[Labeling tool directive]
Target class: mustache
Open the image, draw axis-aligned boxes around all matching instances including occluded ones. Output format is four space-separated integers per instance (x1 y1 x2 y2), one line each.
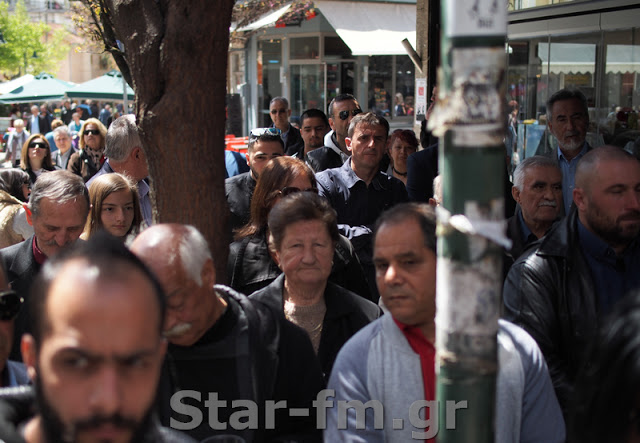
619 210 640 221
538 200 557 207
163 322 192 338
74 413 138 433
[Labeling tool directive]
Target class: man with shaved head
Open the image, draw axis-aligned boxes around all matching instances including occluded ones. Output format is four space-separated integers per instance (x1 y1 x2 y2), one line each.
130 224 323 442
504 145 640 417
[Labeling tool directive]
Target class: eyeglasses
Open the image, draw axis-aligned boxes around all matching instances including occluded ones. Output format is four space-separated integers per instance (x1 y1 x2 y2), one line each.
0 291 23 321
28 142 47 149
250 127 282 139
278 186 319 197
84 129 101 136
338 108 362 121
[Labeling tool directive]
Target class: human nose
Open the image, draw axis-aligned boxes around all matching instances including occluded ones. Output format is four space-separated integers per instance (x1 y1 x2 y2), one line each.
90 365 122 415
301 244 316 264
384 263 401 285
115 208 125 222
626 190 640 211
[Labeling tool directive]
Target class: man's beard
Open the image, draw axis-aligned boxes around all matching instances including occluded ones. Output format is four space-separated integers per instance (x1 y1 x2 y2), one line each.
35 373 155 443
585 206 640 250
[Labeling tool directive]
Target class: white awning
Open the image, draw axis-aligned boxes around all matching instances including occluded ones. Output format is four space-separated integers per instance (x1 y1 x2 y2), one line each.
232 3 292 32
315 1 416 56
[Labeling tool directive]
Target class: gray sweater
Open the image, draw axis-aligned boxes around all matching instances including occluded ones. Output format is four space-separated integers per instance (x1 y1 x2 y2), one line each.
325 315 565 442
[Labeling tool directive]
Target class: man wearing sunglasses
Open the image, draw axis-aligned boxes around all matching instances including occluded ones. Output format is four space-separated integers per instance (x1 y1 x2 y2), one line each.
306 94 362 173
0 170 89 362
225 128 284 234
269 97 302 155
0 266 28 388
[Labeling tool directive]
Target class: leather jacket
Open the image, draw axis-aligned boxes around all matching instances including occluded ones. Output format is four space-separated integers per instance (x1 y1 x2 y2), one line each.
503 208 597 413
225 172 256 234
305 146 346 173
228 231 373 301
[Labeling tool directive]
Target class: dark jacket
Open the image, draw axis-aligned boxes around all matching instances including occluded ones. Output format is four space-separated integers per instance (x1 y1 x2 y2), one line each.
51 146 78 170
276 123 302 155
250 274 381 379
503 208 597 414
228 231 373 301
406 143 438 202
0 237 40 362
0 386 196 443
305 146 346 173
67 149 103 183
157 285 324 442
225 172 256 234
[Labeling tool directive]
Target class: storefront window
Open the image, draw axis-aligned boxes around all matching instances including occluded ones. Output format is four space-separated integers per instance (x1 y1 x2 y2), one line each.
395 55 415 118
290 37 319 60
367 56 392 117
290 64 324 118
258 39 282 127
601 29 640 149
509 0 583 11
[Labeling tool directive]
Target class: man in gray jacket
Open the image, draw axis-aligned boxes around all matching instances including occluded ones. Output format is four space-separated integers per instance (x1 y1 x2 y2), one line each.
325 203 565 442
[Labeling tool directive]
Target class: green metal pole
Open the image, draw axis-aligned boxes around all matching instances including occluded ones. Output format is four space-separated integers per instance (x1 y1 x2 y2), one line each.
430 1 508 442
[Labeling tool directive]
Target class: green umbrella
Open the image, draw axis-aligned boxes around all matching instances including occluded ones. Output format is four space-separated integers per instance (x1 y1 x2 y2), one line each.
65 70 134 101
0 72 74 103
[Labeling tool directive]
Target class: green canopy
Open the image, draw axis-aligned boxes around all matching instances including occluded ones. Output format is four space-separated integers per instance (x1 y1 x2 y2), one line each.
65 70 134 101
0 72 74 103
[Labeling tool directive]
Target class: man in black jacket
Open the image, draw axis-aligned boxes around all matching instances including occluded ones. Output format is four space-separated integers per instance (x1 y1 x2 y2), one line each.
131 224 324 442
225 129 284 235
0 234 195 443
504 146 640 416
0 170 89 362
269 97 302 155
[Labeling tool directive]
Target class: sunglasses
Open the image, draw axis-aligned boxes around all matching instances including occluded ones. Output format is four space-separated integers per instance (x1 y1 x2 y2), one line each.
28 142 47 149
279 186 319 197
250 127 282 139
84 129 101 136
0 291 23 321
338 108 362 121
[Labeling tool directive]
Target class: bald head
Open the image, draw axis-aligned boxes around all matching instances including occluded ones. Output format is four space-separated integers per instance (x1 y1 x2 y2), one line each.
131 224 212 285
130 224 221 346
575 146 640 192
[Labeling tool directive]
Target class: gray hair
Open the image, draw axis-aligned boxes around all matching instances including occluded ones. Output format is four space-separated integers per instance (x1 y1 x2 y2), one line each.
29 170 89 219
53 125 71 138
13 119 24 128
105 114 141 162
178 225 212 286
270 97 289 108
347 112 389 139
513 156 560 191
546 89 588 122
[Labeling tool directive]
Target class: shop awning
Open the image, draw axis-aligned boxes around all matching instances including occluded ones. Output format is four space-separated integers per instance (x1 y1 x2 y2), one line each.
232 4 293 32
315 1 416 56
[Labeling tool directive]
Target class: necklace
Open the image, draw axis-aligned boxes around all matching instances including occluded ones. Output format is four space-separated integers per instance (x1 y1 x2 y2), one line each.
392 166 407 177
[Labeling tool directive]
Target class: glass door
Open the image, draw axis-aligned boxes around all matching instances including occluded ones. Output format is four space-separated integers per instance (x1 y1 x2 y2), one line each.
290 64 325 118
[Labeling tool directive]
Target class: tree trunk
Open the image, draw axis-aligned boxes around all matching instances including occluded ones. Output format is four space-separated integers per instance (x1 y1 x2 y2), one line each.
104 0 234 282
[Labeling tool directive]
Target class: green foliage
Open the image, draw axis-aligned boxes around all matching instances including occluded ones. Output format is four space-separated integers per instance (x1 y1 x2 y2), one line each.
0 0 70 78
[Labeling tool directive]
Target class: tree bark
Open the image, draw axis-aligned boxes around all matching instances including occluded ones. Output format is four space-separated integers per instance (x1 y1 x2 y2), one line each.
104 0 234 282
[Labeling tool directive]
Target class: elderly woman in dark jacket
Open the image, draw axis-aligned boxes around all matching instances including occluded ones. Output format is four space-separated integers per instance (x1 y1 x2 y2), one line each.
228 156 373 301
249 192 381 379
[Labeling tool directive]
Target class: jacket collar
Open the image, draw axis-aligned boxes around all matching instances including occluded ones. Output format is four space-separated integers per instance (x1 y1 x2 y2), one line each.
536 207 579 258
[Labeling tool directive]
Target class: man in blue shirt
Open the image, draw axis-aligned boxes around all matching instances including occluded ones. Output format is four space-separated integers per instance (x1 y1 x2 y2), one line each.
316 112 407 300
545 88 592 213
504 145 640 416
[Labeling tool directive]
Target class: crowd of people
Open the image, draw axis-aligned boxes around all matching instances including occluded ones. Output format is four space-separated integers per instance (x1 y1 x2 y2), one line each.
0 88 636 442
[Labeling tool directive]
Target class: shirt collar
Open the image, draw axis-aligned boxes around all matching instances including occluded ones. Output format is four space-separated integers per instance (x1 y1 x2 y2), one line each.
578 217 620 262
340 159 388 190
32 236 48 265
557 142 589 163
517 210 536 243
393 317 434 347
